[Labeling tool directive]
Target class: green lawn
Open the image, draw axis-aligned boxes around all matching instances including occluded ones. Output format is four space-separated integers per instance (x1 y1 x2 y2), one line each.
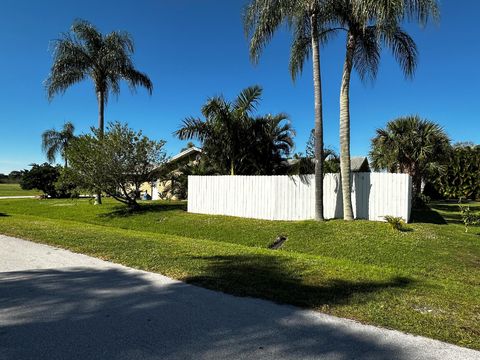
0 198 478 349
0 183 40 197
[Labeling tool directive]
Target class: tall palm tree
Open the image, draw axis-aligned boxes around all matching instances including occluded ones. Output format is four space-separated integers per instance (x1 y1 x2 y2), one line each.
41 121 76 168
46 19 153 203
244 0 337 220
327 0 439 220
370 115 450 199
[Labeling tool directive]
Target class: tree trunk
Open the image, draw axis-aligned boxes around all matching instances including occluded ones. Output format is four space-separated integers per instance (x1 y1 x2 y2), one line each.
97 90 105 137
311 14 324 221
95 90 105 205
230 161 235 176
339 33 355 220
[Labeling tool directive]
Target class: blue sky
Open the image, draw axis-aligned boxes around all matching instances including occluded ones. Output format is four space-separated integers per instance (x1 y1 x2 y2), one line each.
0 0 478 174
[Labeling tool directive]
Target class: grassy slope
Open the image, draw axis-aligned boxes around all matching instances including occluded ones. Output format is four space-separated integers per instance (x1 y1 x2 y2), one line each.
0 183 40 196
0 199 479 349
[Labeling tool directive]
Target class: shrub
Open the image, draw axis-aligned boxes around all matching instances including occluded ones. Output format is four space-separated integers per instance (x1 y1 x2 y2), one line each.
435 144 480 200
384 216 406 231
20 163 60 197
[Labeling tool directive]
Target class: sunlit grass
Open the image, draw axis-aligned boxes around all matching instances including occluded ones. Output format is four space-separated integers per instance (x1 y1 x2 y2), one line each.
0 198 478 349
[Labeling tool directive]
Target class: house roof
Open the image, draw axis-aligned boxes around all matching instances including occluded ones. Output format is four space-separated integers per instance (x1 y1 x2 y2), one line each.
350 156 370 172
287 156 370 172
169 146 202 163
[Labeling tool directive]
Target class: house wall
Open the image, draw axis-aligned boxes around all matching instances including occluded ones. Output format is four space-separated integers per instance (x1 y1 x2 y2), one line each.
187 173 412 222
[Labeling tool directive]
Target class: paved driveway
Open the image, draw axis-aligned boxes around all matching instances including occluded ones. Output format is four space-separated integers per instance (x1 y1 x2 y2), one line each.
0 234 478 360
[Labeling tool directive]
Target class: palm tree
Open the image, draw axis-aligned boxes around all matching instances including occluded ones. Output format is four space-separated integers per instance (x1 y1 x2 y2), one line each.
175 86 262 176
175 86 294 176
327 0 439 220
46 19 153 203
370 115 450 199
244 0 337 220
41 122 76 168
250 114 295 175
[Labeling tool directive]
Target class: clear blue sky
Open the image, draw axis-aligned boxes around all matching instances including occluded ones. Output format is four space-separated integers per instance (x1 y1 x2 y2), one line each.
0 0 478 174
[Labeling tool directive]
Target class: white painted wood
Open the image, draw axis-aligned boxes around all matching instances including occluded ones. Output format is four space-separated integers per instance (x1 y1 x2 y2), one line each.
188 173 412 222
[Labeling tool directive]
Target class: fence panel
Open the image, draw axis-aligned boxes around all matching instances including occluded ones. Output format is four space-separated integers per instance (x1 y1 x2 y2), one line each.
187 173 411 222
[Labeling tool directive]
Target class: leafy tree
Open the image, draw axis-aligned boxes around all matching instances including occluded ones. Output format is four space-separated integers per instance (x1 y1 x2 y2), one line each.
66 122 166 209
244 0 335 220
20 163 60 197
42 122 76 167
369 115 450 200
45 20 153 204
175 86 294 176
434 143 480 200
322 0 439 220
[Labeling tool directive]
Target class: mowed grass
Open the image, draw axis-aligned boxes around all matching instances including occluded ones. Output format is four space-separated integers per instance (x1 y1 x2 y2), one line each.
0 198 479 349
0 183 40 196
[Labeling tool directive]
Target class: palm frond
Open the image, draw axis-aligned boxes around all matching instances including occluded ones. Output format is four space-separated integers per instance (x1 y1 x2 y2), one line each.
244 0 292 63
174 117 208 141
353 26 380 82
380 25 418 79
233 85 262 115
289 17 311 81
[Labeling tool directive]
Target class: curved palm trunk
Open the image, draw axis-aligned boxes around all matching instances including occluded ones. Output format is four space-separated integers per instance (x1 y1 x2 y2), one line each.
95 90 105 205
311 14 324 221
339 34 355 220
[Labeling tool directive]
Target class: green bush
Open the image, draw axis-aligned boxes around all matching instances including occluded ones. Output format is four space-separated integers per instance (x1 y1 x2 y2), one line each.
435 144 480 200
20 163 60 197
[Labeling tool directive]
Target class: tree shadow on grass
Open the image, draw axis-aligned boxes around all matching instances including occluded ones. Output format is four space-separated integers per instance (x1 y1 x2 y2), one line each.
100 202 187 218
0 266 417 360
411 208 447 225
184 254 414 309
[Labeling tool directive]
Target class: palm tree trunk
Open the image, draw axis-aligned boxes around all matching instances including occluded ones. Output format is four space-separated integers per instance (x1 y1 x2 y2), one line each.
339 33 355 221
311 14 324 221
97 91 105 137
95 90 105 205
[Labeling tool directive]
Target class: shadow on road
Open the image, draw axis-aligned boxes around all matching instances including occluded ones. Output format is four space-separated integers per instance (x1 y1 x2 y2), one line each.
0 267 411 360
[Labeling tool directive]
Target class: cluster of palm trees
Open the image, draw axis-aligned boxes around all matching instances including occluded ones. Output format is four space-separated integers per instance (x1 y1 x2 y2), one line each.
44 0 441 219
175 85 294 176
244 0 439 220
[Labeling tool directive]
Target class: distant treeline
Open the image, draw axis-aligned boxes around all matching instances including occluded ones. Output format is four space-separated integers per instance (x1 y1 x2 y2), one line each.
0 171 25 184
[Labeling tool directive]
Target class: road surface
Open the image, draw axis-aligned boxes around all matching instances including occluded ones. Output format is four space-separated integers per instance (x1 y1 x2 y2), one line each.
0 234 478 360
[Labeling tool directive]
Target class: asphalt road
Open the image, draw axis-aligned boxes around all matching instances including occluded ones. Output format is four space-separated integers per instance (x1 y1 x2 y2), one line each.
0 234 478 360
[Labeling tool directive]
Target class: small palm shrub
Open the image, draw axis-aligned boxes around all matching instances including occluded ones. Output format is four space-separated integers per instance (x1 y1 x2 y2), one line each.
459 206 480 233
384 216 406 231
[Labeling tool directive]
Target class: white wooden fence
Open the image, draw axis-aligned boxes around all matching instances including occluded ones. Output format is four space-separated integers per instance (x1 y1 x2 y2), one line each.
187 173 412 222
